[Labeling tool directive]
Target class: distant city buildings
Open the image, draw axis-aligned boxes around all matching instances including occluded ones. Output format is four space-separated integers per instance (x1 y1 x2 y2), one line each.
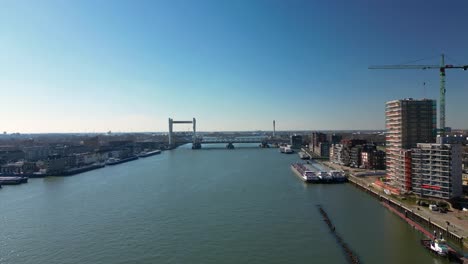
290 135 303 149
329 139 381 169
0 133 166 176
22 146 50 161
327 134 342 144
0 149 25 164
361 149 386 170
309 132 329 157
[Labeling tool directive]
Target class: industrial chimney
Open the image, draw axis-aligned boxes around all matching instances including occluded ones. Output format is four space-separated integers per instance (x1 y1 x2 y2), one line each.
273 120 276 137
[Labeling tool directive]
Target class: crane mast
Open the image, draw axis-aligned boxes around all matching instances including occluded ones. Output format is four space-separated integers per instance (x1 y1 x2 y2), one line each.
439 54 446 136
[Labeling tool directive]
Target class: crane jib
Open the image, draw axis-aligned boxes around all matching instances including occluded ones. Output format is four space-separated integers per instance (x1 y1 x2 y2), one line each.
368 54 467 139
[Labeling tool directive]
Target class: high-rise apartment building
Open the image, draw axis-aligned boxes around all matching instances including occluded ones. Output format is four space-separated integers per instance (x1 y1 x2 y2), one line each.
411 143 463 199
385 98 436 192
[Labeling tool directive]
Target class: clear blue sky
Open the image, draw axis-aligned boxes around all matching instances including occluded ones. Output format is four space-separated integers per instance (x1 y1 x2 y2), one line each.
1 0 467 133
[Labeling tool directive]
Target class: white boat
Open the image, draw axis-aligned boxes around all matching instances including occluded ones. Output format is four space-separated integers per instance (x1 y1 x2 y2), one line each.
430 238 449 256
106 158 120 165
279 145 294 154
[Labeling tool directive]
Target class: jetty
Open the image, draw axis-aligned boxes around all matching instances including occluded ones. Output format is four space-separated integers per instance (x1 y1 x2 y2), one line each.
317 205 360 264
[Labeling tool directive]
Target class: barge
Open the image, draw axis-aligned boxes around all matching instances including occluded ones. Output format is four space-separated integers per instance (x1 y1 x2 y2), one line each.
106 156 139 165
138 150 162 158
279 145 293 154
290 163 347 183
0 176 28 185
62 164 105 176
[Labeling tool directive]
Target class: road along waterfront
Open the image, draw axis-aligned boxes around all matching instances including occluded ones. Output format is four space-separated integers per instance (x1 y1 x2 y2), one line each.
0 144 446 264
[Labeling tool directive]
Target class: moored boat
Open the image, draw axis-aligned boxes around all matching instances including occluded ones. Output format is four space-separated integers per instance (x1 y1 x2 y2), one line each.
0 176 28 185
280 145 294 154
421 231 449 257
138 150 162 157
329 170 347 182
290 163 347 184
106 156 139 165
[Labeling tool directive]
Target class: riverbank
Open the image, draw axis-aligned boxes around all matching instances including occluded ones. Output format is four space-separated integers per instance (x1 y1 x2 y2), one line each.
320 160 468 249
0 150 163 187
345 173 467 252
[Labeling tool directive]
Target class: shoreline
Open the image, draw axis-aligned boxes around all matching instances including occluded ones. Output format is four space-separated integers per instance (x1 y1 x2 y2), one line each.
317 159 467 250
298 159 468 252
343 171 467 253
0 150 163 181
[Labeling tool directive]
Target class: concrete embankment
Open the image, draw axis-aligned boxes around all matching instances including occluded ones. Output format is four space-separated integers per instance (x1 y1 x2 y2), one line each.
347 175 467 251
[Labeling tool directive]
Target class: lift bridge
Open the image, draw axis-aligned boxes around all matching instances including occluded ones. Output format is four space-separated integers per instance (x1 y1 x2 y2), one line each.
168 117 285 149
192 136 273 149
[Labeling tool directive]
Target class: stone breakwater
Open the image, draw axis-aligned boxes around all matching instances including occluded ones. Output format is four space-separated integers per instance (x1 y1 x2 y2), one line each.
317 205 360 264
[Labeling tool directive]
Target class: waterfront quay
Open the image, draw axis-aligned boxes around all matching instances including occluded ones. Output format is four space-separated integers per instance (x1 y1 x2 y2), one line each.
324 159 468 243
345 174 468 263
347 174 466 244
339 171 467 254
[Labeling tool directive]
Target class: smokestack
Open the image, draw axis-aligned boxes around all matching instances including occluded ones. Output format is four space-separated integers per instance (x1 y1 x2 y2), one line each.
273 120 276 137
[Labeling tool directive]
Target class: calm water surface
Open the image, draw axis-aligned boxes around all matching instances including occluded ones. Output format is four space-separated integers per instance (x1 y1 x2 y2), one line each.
0 145 446 264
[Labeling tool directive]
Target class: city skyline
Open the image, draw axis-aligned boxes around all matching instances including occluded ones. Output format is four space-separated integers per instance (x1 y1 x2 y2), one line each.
1 0 468 133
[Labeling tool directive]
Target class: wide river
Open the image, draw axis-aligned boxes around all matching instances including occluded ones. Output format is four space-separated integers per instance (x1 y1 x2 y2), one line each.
0 145 448 264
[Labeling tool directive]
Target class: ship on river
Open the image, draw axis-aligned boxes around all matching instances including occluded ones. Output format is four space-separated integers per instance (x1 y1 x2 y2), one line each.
106 156 139 165
291 163 347 183
138 150 162 158
279 145 293 154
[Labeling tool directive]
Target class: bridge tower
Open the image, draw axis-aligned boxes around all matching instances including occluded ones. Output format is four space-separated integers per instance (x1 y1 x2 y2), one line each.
168 118 197 147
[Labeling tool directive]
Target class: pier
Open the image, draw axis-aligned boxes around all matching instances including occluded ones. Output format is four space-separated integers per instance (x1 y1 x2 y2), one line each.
317 205 360 264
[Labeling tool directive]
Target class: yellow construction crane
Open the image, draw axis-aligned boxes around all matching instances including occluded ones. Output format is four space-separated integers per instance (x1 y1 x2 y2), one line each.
369 54 467 137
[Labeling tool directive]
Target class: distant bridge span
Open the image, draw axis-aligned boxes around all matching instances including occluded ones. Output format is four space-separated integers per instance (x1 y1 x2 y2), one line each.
199 137 268 144
192 136 287 149
167 117 288 149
